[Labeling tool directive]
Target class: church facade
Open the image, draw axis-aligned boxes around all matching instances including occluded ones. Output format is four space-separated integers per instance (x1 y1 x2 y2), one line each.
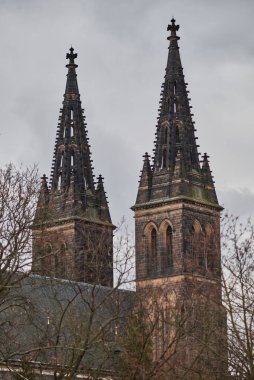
0 19 229 380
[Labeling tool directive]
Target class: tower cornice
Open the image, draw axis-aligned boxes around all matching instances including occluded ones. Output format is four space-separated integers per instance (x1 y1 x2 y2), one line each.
132 196 223 212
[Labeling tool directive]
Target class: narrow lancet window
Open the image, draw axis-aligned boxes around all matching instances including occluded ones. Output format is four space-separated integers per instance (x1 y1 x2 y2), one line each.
164 127 168 144
166 225 173 267
198 232 205 268
151 228 157 258
70 109 74 137
57 174 62 190
175 126 180 143
161 149 167 169
206 227 215 272
173 81 177 95
60 153 64 168
174 99 177 113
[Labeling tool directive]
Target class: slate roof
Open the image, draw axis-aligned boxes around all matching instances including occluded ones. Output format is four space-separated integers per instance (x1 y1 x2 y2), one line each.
0 273 135 378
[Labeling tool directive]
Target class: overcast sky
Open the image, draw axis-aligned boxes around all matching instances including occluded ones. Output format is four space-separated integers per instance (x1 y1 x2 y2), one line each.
0 0 253 230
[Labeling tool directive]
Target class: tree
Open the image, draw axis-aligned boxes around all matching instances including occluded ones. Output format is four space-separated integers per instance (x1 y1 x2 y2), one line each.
222 214 254 379
0 163 39 310
0 214 136 380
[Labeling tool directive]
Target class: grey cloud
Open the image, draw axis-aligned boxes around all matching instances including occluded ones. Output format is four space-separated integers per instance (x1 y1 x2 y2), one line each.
0 0 253 229
218 188 254 217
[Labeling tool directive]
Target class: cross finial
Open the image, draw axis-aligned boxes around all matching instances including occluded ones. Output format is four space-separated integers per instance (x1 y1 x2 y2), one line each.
41 174 48 182
167 18 180 41
66 46 78 66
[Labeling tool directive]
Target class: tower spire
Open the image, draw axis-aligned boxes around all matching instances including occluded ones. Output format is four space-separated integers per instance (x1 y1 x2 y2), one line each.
134 19 219 207
48 47 97 217
132 21 226 377
32 48 114 286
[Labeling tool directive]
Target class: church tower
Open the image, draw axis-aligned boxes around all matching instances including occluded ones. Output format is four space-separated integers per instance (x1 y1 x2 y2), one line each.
32 48 114 287
132 20 228 378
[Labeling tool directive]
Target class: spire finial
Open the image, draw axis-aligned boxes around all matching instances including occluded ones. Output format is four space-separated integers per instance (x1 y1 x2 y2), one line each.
167 18 180 41
66 46 78 67
41 174 48 184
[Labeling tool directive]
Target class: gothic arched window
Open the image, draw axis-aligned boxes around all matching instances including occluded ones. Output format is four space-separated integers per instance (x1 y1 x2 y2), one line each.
151 228 157 259
173 82 177 113
161 149 167 169
70 109 74 137
71 151 74 167
57 173 62 191
55 243 67 278
60 153 64 168
41 243 52 275
190 222 202 270
173 81 177 95
198 232 205 268
175 126 180 143
205 225 215 272
166 225 173 267
164 126 168 144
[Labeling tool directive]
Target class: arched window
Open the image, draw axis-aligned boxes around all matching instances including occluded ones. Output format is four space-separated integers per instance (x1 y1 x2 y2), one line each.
205 225 215 272
70 109 74 137
71 152 74 167
60 153 64 168
174 99 177 113
41 244 52 275
173 81 177 95
167 98 170 112
166 225 173 267
57 173 62 190
70 125 74 137
198 232 205 268
161 149 167 169
164 127 168 144
55 243 67 278
190 221 203 271
151 228 157 258
191 225 196 258
175 126 180 143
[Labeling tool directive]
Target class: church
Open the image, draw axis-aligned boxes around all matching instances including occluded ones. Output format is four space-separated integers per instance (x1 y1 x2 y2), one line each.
0 19 229 380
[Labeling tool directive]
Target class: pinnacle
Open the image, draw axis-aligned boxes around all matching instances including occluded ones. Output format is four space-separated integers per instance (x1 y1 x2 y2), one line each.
167 18 180 41
64 47 79 96
40 174 49 191
66 46 78 68
41 174 48 182
97 175 104 187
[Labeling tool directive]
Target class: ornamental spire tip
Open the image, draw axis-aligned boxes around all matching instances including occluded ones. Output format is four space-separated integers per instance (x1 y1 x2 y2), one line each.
66 46 78 67
167 18 180 41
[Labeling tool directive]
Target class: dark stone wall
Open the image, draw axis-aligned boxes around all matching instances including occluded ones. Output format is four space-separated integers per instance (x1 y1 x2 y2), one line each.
135 201 221 283
134 199 227 378
32 220 113 287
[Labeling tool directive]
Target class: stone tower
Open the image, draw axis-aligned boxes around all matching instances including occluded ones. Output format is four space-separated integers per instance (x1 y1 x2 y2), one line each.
132 20 228 378
32 48 114 287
